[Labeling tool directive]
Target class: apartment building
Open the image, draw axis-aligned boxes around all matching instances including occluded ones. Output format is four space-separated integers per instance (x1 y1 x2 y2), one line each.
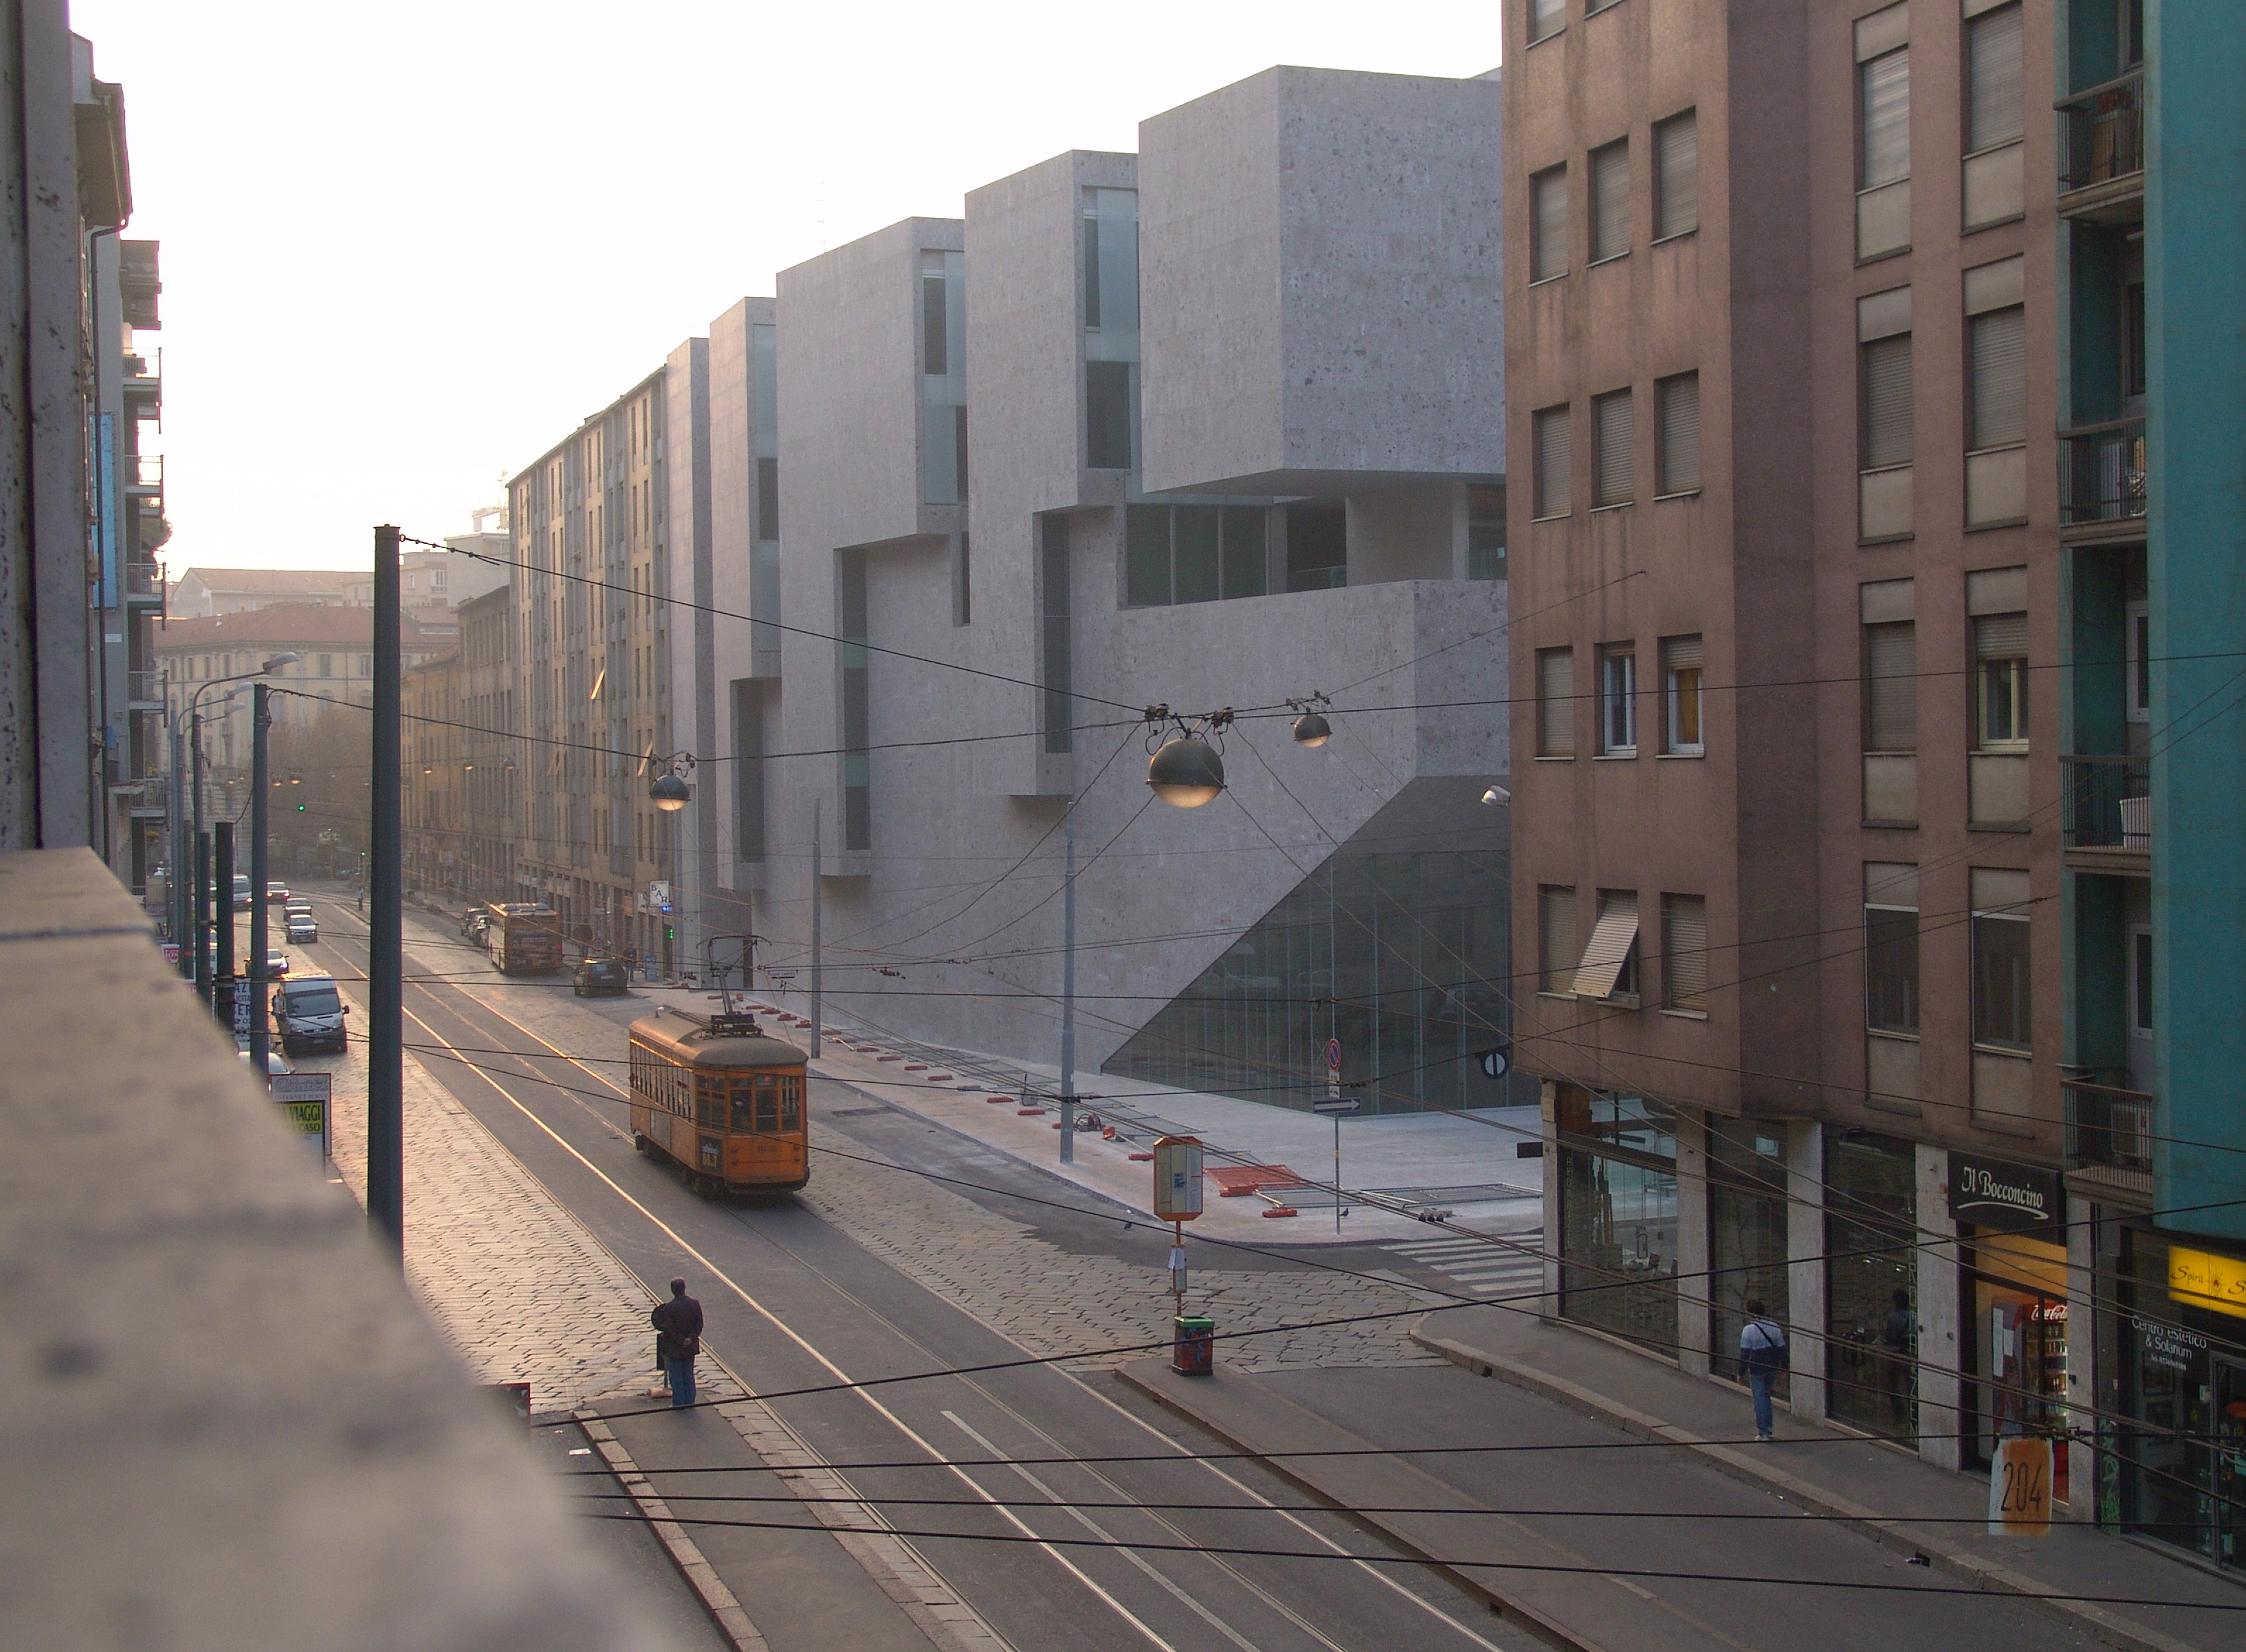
2052 0 2246 1569
1507 0 2072 1490
506 372 676 964
170 567 359 617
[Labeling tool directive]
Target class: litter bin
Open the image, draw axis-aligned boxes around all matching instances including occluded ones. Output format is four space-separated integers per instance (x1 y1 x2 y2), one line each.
1172 1314 1214 1375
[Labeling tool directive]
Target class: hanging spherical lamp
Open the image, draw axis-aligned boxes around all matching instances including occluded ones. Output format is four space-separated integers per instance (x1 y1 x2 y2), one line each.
1291 710 1333 748
1146 736 1225 808
650 771 691 813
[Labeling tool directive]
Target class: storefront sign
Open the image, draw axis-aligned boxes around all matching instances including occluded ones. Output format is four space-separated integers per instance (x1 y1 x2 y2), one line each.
1986 1435 2053 1536
270 1072 332 1161
1948 1152 2061 1233
2168 1245 2246 1321
2134 1316 2206 1373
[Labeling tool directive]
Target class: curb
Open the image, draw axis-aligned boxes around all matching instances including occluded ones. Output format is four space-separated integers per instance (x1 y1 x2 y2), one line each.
1408 1319 2212 1652
1113 1361 1613 1652
573 1410 770 1652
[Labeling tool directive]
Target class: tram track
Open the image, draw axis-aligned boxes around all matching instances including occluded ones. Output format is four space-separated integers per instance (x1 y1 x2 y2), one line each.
303 895 1524 1652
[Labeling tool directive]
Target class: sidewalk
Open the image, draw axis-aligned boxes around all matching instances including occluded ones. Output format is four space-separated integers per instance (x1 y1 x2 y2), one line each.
1410 1302 2242 1652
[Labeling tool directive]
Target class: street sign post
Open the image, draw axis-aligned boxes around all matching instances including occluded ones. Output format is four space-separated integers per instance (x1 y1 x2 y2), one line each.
1152 1135 1208 1372
1312 1095 1361 1232
271 1071 332 1162
1324 1037 1342 1100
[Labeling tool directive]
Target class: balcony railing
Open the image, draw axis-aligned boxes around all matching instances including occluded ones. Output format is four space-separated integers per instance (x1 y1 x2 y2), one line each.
2059 418 2146 528
2063 1071 2154 1194
2061 753 2150 853
2058 69 2144 194
126 668 165 706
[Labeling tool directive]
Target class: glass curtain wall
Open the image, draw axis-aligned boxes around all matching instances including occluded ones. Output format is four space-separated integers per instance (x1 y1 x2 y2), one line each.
1103 826 1507 1114
1708 1119 1791 1390
1826 1129 1919 1437
1558 1087 1680 1352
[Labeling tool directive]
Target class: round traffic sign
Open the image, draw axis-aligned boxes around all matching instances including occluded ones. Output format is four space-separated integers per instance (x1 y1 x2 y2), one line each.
1477 1045 1510 1080
1325 1038 1342 1073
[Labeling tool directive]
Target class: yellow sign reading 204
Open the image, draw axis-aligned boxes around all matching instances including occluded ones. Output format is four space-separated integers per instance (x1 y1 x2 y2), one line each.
2168 1246 2246 1320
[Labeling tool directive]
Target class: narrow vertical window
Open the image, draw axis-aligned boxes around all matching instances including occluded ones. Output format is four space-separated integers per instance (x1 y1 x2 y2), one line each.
1530 166 1570 282
2125 600 2149 722
1662 894 1708 1012
1125 505 1170 609
756 457 779 542
1539 885 1579 994
1970 868 2033 1050
1656 372 1700 495
1593 389 1634 507
1974 611 2029 750
1969 304 2027 451
1864 621 1917 752
1662 634 1704 755
920 250 967 505
1172 506 1221 604
1861 332 1914 469
1599 645 1638 755
1653 110 1698 238
1860 47 1911 188
1220 506 1268 600
952 530 971 626
1590 140 1630 262
731 679 765 862
1040 516 1072 753
839 551 870 850
1466 485 1506 580
1864 863 1919 1035
1536 647 1577 757
1081 186 1141 472
1534 404 1572 517
1965 3 2025 154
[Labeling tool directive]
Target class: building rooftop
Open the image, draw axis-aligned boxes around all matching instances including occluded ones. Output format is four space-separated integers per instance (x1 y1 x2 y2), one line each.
152 605 446 651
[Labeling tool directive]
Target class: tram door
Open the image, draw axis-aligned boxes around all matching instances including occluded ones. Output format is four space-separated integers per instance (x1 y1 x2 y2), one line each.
2214 1356 2246 1574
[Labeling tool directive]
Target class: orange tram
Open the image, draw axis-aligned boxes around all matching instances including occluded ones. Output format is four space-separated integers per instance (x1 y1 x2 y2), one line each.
628 1010 809 1194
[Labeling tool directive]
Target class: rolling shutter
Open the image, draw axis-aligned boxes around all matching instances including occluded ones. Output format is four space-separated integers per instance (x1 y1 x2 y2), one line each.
1663 896 1708 1011
1572 892 1640 1001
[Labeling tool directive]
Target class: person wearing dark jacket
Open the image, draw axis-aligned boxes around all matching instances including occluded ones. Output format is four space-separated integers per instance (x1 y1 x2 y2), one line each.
651 1277 704 1408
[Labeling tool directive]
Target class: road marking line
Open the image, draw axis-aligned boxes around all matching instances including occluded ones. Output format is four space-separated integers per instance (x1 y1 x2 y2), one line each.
395 999 1176 1652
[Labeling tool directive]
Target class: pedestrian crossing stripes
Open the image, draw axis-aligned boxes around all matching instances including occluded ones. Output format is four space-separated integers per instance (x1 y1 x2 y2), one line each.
1383 1229 1548 1301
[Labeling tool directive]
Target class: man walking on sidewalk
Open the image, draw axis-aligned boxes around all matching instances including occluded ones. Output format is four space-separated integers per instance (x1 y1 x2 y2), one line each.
652 1277 704 1409
1739 1299 1787 1441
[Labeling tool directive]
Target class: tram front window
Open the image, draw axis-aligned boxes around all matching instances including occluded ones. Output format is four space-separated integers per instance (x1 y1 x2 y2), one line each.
730 1076 782 1133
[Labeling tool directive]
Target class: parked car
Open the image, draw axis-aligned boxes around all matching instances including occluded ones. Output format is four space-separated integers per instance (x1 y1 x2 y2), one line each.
573 955 630 997
285 913 318 944
272 974 348 1055
239 1046 293 1075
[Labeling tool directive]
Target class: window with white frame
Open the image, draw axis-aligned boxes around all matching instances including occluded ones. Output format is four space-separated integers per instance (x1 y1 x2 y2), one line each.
1599 645 1637 755
1974 610 2029 751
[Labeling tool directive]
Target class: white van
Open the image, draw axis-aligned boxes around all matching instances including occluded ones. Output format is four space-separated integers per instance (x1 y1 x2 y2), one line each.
272 974 348 1056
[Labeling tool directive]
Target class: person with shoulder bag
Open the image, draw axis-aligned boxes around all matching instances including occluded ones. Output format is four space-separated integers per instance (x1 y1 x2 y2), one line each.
1739 1297 1788 1441
651 1277 705 1409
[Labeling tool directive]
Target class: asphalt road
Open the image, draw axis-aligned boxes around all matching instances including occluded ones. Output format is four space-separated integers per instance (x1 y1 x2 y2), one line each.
298 889 1535 1652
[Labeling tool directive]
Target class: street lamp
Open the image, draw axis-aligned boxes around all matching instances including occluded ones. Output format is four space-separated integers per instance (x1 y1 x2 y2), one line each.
1144 710 1232 809
649 751 696 812
1481 785 1510 807
171 652 298 987
1288 693 1334 749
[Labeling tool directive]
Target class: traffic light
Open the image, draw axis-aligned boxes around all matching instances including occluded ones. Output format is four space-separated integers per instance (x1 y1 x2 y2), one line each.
665 925 675 943
296 801 306 812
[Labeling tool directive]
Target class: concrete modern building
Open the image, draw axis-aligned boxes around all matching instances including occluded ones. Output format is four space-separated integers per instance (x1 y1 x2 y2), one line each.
1507 0 2073 1492
731 64 1514 1116
2053 0 2246 1569
506 372 677 964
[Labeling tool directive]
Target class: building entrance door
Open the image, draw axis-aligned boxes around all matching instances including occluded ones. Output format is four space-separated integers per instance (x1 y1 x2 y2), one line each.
2212 1356 2246 1573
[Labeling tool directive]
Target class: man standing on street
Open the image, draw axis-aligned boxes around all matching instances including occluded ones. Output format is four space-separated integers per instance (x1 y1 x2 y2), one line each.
652 1277 703 1409
1739 1298 1787 1442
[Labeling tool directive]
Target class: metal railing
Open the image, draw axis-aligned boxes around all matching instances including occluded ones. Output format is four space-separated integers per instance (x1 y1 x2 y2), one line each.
2059 418 2147 528
130 451 164 490
2058 68 2144 194
2061 753 2150 852
2063 1071 2154 1191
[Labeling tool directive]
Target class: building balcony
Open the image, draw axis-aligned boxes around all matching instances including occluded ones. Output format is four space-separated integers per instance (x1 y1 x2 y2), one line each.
2058 418 2146 542
121 556 164 605
2063 1069 2153 1199
124 451 163 497
2061 753 2150 873
126 668 165 710
2056 69 2144 223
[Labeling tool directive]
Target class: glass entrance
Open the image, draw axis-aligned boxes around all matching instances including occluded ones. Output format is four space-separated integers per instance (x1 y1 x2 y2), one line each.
1965 1229 2072 1502
2213 1356 2246 1573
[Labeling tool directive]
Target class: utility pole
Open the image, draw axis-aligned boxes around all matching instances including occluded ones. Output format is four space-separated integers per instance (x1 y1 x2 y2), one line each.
1060 802 1076 1163
191 717 207 998
810 796 822 1058
368 525 403 1258
248 682 272 1074
213 821 235 1019
193 830 210 1003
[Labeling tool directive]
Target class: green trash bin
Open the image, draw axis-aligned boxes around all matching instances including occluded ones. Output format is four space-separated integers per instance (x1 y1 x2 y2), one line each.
1172 1314 1214 1375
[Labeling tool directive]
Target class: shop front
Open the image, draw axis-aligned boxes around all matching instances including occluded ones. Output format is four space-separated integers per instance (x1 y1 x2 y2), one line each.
1708 1118 1790 1394
1826 1129 1919 1438
1555 1086 1680 1354
2114 1226 2246 1572
1949 1152 2071 1501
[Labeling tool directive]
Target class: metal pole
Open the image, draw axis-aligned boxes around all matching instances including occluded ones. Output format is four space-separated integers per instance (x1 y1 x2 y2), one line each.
168 712 183 955
249 682 271 1075
213 821 234 1019
810 795 822 1059
193 830 210 1002
1060 803 1076 1164
192 717 207 997
1335 1114 1343 1235
368 526 404 1257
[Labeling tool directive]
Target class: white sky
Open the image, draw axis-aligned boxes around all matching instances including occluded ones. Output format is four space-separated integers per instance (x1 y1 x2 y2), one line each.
75 1 1500 574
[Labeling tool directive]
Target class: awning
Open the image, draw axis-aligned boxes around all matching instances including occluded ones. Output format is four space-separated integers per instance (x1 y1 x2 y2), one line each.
1572 893 1639 1000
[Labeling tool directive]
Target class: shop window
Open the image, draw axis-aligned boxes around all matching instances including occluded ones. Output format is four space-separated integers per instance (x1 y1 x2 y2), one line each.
1708 1119 1790 1388
1557 1086 1679 1353
1825 1128 1919 1439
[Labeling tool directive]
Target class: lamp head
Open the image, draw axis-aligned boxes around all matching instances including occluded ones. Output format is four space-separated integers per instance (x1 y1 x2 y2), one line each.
650 772 691 812
1291 710 1333 748
1146 736 1225 808
1481 785 1510 807
261 652 299 673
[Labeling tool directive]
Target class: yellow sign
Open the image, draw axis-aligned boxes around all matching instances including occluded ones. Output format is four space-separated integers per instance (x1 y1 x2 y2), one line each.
1986 1436 2051 1536
280 1100 326 1137
2169 1246 2246 1320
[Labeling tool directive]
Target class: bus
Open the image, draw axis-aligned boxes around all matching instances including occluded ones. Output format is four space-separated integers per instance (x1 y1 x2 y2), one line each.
629 1010 808 1195
480 901 562 974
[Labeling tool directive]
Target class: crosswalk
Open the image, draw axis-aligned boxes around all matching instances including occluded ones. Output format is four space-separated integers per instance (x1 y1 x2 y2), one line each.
1383 1228 1549 1303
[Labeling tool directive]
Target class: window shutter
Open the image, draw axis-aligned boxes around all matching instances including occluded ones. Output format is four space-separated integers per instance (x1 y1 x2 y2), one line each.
1663 633 1704 673
1572 892 1640 1000
1532 168 1568 281
1967 4 2025 152
1974 612 2029 659
1862 334 1913 468
1970 307 2027 449
1865 621 1917 751
1538 648 1576 755
1592 142 1629 261
1657 373 1700 493
1663 896 1708 1011
1536 406 1572 515
1656 113 1697 238
1861 49 1911 188
1594 391 1634 506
